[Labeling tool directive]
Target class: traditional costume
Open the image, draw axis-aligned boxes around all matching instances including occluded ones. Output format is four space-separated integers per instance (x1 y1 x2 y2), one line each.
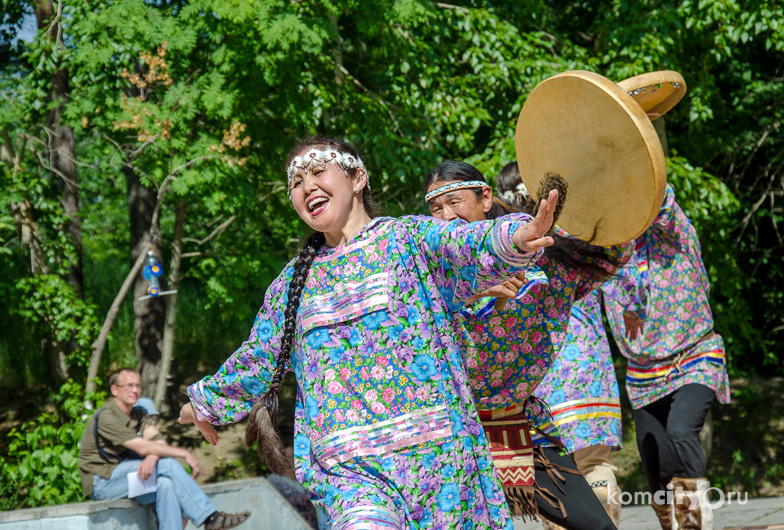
533 289 625 527
188 213 545 530
459 234 632 529
602 184 730 530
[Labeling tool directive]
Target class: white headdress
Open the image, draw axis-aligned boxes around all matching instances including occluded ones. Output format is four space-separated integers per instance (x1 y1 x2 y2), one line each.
287 148 366 189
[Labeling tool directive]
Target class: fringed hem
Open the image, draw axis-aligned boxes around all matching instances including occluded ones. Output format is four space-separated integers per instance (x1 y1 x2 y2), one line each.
504 484 539 521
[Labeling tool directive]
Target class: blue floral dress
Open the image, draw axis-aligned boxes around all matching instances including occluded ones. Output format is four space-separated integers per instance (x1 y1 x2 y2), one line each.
188 215 542 530
601 185 731 409
458 239 631 510
534 290 622 454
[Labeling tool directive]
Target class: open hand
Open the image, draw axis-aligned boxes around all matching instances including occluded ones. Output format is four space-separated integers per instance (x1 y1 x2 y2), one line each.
511 189 558 253
179 403 219 445
623 312 644 341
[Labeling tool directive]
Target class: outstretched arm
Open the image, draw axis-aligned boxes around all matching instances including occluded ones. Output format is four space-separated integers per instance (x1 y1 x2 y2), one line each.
511 189 557 253
184 265 293 433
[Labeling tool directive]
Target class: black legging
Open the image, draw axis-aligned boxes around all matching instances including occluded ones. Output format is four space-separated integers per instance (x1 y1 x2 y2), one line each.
534 446 617 530
632 383 715 494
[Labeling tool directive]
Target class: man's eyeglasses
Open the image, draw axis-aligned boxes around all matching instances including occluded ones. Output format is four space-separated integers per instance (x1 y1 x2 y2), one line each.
116 383 142 391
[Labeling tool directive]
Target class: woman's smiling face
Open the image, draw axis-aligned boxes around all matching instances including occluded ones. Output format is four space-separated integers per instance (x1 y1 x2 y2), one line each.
289 160 359 235
426 180 491 223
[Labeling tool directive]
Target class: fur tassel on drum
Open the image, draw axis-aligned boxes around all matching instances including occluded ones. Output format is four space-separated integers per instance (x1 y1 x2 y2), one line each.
245 392 296 481
531 172 568 230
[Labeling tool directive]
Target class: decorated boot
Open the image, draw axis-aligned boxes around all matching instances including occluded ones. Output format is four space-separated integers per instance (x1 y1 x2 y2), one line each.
651 499 676 530
671 477 713 530
590 480 622 528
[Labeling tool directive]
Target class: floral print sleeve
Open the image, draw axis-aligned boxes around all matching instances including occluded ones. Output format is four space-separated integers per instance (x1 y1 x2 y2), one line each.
187 263 294 425
396 214 543 313
651 184 699 254
601 259 647 318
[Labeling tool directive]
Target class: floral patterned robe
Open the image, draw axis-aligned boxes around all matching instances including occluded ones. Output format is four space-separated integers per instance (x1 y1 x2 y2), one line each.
460 238 632 446
602 185 731 409
534 290 622 454
188 214 542 530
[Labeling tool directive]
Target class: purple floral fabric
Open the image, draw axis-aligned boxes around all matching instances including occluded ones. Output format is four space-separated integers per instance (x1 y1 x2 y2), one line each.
602 185 731 409
460 238 632 446
188 214 542 530
534 290 622 453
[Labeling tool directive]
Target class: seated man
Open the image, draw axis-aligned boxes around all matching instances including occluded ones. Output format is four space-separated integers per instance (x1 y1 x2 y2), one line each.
78 367 250 530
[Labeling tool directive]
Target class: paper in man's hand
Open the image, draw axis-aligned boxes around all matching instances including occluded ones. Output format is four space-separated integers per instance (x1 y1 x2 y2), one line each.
127 471 157 498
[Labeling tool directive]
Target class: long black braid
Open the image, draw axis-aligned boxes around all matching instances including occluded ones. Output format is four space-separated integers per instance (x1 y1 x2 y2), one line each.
245 231 325 479
246 136 378 479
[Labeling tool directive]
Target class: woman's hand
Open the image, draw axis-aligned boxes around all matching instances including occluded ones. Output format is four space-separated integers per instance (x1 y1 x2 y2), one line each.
179 403 219 445
466 273 527 309
623 312 644 341
512 189 558 253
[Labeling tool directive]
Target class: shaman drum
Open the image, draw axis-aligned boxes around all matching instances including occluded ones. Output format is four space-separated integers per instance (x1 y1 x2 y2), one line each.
617 70 686 120
515 70 667 246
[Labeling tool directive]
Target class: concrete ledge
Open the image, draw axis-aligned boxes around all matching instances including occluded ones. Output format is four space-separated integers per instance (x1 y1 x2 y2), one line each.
0 477 312 530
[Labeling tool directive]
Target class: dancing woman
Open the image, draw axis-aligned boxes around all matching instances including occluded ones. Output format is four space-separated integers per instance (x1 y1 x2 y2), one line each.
179 137 559 530
498 161 627 528
424 160 631 530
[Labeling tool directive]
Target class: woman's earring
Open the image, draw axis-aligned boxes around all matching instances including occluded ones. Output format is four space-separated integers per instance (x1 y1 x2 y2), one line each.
354 188 359 193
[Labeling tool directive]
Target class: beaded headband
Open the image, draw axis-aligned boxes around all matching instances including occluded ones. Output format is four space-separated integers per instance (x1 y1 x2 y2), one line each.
287 148 366 189
425 180 488 203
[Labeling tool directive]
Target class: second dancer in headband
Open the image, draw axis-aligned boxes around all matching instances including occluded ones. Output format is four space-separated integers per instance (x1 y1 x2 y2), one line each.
424 160 632 530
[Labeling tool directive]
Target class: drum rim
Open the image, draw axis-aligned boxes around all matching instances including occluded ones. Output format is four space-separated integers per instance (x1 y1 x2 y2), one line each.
617 70 687 120
515 69 667 246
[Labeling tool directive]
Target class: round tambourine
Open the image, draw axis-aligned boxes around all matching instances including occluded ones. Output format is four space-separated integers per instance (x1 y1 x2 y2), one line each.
617 70 686 120
515 70 667 246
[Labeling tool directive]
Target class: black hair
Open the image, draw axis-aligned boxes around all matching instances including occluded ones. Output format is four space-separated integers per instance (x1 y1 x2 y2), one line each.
246 136 378 479
424 160 510 219
496 161 530 211
287 136 381 218
495 161 622 284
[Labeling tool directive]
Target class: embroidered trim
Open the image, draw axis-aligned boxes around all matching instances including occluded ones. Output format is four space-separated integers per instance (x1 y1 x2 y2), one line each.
312 405 452 469
626 349 725 385
425 180 487 202
299 272 389 330
548 398 622 426
287 148 366 188
489 217 541 268
480 412 535 487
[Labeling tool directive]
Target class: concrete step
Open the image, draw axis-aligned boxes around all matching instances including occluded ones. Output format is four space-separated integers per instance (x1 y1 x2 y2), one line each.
0 477 312 530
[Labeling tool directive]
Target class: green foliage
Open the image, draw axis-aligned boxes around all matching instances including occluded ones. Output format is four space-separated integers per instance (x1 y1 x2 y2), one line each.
1 0 784 508
0 380 105 510
14 275 100 371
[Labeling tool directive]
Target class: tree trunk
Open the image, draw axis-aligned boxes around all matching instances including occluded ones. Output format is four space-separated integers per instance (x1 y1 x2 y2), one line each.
154 200 185 413
125 165 165 398
5 129 68 386
35 0 84 299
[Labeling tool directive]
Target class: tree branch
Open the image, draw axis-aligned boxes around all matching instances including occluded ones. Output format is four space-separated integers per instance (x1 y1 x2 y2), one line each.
85 246 148 397
183 215 236 246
